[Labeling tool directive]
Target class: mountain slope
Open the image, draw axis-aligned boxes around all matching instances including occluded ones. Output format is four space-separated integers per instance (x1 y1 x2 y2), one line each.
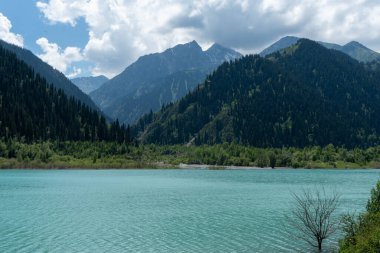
133 39 380 147
341 41 380 62
0 40 99 111
260 36 380 62
0 44 129 142
259 36 300 57
71 75 109 94
90 41 241 124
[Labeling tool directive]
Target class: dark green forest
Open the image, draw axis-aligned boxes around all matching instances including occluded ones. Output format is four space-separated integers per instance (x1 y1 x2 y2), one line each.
134 39 380 148
0 39 98 110
0 45 130 143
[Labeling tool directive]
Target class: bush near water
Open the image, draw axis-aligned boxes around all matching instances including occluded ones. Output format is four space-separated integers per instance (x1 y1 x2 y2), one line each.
340 181 380 252
2 140 380 169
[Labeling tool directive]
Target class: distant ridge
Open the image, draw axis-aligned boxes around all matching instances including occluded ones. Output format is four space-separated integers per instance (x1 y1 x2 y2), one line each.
71 75 109 94
260 36 380 62
260 36 300 57
90 41 241 125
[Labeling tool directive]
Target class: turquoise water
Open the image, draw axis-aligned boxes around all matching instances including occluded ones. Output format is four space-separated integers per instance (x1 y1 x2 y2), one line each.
0 169 379 252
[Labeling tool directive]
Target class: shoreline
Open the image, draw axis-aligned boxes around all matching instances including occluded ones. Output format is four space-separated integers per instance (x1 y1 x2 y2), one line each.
2 141 380 170
0 161 378 170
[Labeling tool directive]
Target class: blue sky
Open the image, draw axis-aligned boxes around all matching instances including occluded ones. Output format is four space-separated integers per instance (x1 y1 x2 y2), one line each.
0 0 91 77
0 0 87 51
1 0 380 78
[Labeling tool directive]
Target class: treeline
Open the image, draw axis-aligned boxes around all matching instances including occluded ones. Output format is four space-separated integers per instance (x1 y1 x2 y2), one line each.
0 45 130 142
137 143 380 168
1 140 380 169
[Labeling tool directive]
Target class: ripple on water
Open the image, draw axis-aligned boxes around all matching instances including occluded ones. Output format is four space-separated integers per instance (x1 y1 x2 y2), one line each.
0 169 378 252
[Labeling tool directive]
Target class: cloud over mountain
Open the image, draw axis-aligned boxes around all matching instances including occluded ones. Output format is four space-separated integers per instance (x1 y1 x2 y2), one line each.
0 12 23 47
36 37 83 76
36 0 380 77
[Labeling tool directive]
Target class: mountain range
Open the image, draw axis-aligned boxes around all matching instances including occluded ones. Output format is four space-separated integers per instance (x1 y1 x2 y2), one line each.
132 39 380 147
260 36 380 62
71 75 109 94
3 35 380 148
82 36 380 126
0 40 99 111
90 41 241 125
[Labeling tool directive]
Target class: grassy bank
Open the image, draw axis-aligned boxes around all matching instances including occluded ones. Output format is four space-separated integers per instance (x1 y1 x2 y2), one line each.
1 140 380 169
0 141 380 168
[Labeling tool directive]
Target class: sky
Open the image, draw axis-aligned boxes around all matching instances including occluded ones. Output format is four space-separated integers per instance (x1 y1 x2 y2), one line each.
1 0 380 79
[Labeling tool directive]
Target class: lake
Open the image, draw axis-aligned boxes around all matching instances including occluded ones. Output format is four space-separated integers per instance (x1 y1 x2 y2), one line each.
0 169 379 252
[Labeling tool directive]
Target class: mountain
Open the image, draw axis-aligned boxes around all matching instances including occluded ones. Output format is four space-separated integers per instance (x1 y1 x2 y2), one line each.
0 44 130 142
260 36 380 62
90 41 241 125
259 36 300 57
205 43 242 64
71 75 109 94
0 40 99 111
133 39 380 148
340 41 380 62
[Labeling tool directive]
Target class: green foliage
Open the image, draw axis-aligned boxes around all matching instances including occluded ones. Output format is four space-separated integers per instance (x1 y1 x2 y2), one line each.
340 213 380 253
0 45 130 143
1 140 380 169
256 151 269 168
268 152 276 168
367 181 380 214
340 181 380 253
134 39 380 148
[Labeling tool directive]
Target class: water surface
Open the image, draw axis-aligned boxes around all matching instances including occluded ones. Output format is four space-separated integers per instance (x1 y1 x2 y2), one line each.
0 169 378 252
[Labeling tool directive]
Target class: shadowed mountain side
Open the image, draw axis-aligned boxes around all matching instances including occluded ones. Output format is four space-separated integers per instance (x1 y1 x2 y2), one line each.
133 39 380 148
0 39 99 111
71 75 109 94
0 44 130 142
90 41 241 124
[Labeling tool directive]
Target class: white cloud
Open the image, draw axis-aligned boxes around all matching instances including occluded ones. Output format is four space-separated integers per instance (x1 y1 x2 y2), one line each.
36 37 83 76
0 12 24 47
67 67 82 78
36 0 84 26
36 0 380 77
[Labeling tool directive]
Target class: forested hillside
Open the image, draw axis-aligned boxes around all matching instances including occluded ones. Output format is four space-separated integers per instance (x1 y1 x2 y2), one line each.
0 45 129 142
0 40 99 111
133 39 380 148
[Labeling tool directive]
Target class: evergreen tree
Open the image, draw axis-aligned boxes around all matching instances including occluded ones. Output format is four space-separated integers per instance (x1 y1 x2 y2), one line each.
0 45 130 143
133 39 380 148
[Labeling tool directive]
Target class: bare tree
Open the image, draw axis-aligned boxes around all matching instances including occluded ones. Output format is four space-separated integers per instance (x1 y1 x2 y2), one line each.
286 188 340 251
